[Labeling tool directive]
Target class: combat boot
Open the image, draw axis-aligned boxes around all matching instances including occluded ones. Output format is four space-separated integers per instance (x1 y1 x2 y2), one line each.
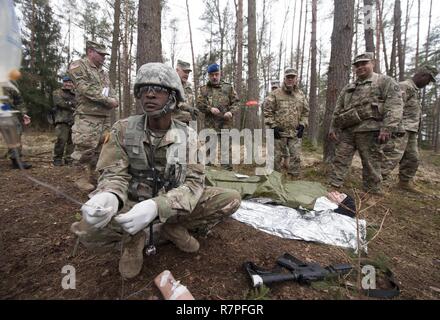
397 180 422 193
119 231 146 279
11 158 32 169
53 159 63 166
161 223 200 253
74 176 95 192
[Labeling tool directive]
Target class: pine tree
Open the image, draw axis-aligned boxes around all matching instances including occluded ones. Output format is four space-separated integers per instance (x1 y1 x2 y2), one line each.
16 0 63 127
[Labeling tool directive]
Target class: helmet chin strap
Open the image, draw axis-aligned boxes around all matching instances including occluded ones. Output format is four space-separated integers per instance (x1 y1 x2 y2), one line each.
144 93 177 118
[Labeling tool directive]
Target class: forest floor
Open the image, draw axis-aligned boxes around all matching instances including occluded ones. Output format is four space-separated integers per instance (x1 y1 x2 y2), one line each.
0 130 439 300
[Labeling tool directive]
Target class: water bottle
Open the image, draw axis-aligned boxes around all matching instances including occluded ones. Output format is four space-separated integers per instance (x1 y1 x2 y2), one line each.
0 0 22 82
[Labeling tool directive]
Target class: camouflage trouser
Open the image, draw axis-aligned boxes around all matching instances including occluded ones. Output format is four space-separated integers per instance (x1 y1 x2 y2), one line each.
7 115 23 160
205 132 234 168
274 137 301 175
399 131 420 182
381 132 407 179
71 114 110 171
330 129 383 193
74 187 241 251
53 123 74 162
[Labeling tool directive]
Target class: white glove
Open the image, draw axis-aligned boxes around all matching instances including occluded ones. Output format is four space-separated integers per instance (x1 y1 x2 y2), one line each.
81 192 119 229
114 199 158 235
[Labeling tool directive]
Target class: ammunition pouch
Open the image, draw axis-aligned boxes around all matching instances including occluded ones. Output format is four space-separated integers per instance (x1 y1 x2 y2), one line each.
334 108 362 129
335 103 384 129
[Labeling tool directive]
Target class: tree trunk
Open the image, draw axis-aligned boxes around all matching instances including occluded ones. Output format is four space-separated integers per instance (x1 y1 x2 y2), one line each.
375 0 381 73
389 0 400 78
235 0 243 98
137 0 162 68
186 0 198 99
109 0 121 124
323 0 355 163
296 0 304 72
396 0 404 81
290 0 297 67
402 0 413 79
308 0 318 145
363 0 375 57
425 0 432 62
122 0 131 118
246 0 259 130
300 0 308 83
415 0 420 68
378 0 389 74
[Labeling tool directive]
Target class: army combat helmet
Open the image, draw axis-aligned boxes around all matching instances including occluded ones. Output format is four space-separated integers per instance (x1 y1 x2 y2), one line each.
134 63 186 118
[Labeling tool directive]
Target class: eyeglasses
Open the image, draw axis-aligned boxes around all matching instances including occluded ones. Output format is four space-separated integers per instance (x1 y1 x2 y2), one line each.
139 85 171 96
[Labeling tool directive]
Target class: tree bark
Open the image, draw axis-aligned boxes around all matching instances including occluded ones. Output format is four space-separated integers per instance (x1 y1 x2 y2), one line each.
235 0 243 98
137 0 162 68
415 0 420 68
109 0 121 124
308 0 318 145
300 0 308 83
323 0 355 163
296 0 304 72
246 0 259 130
363 0 376 70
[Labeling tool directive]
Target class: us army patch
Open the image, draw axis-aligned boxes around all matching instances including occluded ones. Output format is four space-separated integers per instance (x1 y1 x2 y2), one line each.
69 61 80 70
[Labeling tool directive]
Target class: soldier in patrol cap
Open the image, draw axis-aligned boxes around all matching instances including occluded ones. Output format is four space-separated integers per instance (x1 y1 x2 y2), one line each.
52 76 76 166
263 67 309 178
71 63 241 279
68 40 119 192
270 80 280 91
197 63 239 169
328 52 404 194
173 59 198 125
382 65 438 192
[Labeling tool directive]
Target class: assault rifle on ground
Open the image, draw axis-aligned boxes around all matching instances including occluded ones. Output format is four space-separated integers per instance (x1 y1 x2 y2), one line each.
244 253 352 287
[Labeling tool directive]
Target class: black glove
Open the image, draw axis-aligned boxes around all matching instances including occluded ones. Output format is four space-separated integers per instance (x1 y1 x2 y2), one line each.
296 124 305 139
273 127 284 140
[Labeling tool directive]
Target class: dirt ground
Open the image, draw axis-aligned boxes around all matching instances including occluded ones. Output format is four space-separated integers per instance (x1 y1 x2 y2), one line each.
1 130 439 300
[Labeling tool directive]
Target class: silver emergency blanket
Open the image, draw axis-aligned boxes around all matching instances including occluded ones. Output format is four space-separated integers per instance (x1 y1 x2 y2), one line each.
232 197 367 252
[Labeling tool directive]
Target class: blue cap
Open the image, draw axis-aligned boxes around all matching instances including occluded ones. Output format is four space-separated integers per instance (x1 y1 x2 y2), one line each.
62 76 71 82
207 63 220 73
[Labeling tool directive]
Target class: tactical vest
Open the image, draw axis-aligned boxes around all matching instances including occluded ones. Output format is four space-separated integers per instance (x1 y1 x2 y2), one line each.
125 114 188 201
334 74 387 129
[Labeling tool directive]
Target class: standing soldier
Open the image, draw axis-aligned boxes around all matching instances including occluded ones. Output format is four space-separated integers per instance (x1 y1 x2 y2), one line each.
68 40 118 192
197 63 239 169
270 80 280 92
52 76 76 166
1 81 32 169
382 65 438 192
71 63 241 279
263 68 309 178
328 53 403 195
173 60 198 126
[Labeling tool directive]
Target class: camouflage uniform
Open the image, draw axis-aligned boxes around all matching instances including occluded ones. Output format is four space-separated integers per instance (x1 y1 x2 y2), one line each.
173 82 196 125
1 83 27 161
263 82 309 176
68 41 116 173
329 72 403 193
197 80 239 131
52 88 76 164
197 80 239 167
76 114 241 250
